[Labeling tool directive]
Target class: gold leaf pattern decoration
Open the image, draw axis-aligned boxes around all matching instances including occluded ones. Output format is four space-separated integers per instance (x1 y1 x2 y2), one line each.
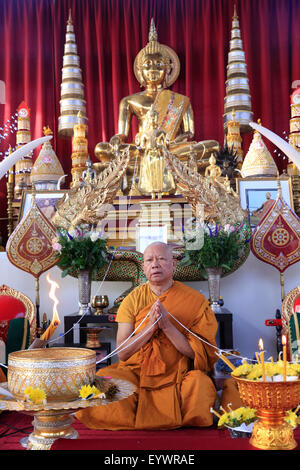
6 196 58 278
250 188 300 273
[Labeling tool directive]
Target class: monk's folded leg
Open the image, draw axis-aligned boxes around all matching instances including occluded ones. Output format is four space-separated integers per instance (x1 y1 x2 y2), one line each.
220 378 244 410
135 387 182 430
75 392 138 430
75 365 140 430
180 370 217 427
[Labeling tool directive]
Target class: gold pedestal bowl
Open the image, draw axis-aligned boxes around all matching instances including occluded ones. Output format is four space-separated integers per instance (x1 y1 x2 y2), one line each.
91 295 109 315
80 326 111 348
233 376 300 450
2 347 136 450
7 347 96 402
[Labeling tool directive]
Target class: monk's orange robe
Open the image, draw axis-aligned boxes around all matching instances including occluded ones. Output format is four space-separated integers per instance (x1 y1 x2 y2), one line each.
76 281 218 430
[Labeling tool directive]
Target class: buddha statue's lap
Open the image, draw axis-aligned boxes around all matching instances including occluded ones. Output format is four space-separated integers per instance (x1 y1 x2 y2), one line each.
94 19 219 194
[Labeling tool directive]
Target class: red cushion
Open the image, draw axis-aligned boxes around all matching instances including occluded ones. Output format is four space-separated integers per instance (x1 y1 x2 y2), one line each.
0 295 26 321
295 296 300 313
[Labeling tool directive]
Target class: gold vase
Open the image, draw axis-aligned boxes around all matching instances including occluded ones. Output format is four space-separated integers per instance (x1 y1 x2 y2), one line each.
233 376 300 450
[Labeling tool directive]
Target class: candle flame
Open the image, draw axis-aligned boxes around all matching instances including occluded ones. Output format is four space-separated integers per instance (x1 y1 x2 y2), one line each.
258 338 264 351
282 334 286 346
46 274 60 325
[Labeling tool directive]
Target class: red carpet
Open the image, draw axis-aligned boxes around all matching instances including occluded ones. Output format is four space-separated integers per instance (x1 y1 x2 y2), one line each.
1 410 300 452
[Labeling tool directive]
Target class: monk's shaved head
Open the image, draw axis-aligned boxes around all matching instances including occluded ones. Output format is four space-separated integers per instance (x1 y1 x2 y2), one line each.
143 242 173 259
142 242 177 286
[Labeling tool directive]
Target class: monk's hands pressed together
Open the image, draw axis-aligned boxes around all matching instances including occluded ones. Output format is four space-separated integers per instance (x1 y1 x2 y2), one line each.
156 300 172 332
148 300 161 332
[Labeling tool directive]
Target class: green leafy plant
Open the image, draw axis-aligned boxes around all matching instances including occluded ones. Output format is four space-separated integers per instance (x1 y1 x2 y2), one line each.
181 221 251 276
52 225 109 278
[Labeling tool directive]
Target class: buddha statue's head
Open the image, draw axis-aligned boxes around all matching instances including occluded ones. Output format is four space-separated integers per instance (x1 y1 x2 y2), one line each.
134 18 180 89
209 154 217 165
140 52 170 89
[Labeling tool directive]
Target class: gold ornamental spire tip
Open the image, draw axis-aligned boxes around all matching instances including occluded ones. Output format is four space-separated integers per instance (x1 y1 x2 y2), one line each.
77 111 82 124
233 4 238 19
68 9 72 25
149 18 158 42
43 126 53 136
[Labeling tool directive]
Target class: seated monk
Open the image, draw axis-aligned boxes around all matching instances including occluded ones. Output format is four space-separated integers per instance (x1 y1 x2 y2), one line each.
94 19 219 184
76 241 242 430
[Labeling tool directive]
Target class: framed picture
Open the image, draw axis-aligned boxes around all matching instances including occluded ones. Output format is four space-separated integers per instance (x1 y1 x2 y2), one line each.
136 224 168 253
236 177 294 228
19 190 68 222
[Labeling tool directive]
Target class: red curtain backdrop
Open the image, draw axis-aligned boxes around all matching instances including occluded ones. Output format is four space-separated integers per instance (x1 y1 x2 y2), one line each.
0 0 299 242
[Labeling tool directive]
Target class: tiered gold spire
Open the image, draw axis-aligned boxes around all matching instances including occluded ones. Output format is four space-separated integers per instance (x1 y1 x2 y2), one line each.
70 111 89 187
224 5 253 133
14 101 33 198
58 10 87 138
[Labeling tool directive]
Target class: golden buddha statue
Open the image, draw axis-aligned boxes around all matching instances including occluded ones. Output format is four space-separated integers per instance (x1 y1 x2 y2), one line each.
94 19 219 195
136 105 175 197
204 154 222 185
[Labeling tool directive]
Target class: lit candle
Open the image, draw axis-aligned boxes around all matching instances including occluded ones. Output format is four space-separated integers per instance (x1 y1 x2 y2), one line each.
41 274 60 341
259 338 266 381
282 335 287 381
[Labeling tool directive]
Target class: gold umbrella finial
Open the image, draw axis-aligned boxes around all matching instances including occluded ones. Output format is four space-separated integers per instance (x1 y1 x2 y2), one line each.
43 125 53 136
149 18 158 42
77 111 82 124
233 4 238 19
68 9 72 25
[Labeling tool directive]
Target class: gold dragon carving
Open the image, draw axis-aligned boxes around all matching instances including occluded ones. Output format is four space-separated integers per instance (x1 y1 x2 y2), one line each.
164 150 247 226
51 146 131 231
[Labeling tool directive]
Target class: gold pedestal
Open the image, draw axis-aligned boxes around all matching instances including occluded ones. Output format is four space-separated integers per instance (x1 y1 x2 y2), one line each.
80 326 111 349
22 409 79 450
250 410 297 451
0 378 136 450
233 376 300 451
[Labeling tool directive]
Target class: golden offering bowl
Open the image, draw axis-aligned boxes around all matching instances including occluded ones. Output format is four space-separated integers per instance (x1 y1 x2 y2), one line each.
7 347 96 402
91 295 109 315
233 376 300 450
0 378 136 450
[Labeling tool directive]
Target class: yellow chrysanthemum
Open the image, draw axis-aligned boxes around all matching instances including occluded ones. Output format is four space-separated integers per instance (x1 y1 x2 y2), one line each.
232 362 253 377
218 412 229 427
79 385 102 399
24 386 47 404
285 410 299 429
218 407 257 428
246 364 263 380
